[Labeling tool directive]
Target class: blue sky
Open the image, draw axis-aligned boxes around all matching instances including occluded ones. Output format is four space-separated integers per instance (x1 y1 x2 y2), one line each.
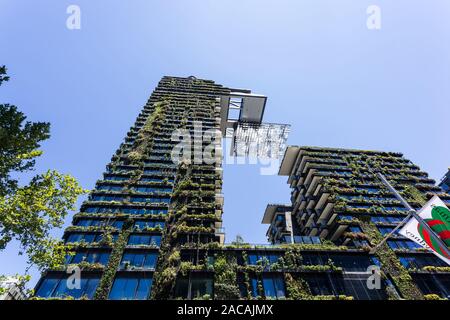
1 0 449 286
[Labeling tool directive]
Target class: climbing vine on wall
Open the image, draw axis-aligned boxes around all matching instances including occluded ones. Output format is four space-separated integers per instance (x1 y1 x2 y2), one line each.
358 218 424 300
94 219 133 300
213 253 240 300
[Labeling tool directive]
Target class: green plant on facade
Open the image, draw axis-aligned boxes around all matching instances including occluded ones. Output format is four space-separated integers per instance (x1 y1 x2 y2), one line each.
358 218 424 300
284 273 313 300
213 253 240 300
94 219 133 300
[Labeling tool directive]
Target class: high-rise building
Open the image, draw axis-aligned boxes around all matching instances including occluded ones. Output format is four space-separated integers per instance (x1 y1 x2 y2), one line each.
439 168 450 192
34 77 450 300
34 76 282 300
0 276 26 300
268 146 450 299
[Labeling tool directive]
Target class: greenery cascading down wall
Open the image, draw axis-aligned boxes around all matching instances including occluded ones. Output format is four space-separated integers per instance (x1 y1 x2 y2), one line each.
151 93 220 299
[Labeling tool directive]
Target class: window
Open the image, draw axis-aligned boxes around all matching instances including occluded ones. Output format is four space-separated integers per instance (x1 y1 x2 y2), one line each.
247 252 281 266
262 275 285 299
247 275 285 299
303 274 386 300
108 276 153 300
74 219 123 229
328 254 373 272
75 219 100 227
127 234 161 246
336 273 386 300
140 177 174 183
66 233 98 243
104 175 128 181
388 240 421 250
387 216 404 223
35 275 100 299
91 195 124 202
122 208 168 215
338 215 354 222
130 196 170 204
377 226 396 236
304 274 334 296
399 255 447 269
383 206 408 212
352 240 370 247
412 274 450 299
66 250 110 265
66 233 118 244
143 169 163 175
133 187 172 193
356 187 379 193
371 216 405 224
301 253 323 266
134 220 165 230
293 236 321 244
111 220 124 229
96 185 123 191
349 226 363 233
174 275 213 299
84 207 99 213
120 251 158 269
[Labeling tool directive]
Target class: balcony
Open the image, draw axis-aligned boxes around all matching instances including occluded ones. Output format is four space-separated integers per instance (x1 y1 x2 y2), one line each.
215 227 225 244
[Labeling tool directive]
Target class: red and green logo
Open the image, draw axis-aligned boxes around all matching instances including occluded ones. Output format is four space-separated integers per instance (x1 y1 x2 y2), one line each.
418 205 450 259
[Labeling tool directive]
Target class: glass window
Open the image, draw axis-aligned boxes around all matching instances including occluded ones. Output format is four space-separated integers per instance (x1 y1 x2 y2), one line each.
262 277 275 297
326 254 373 272
66 233 82 243
143 253 158 269
258 275 285 299
190 277 213 299
108 276 153 300
35 275 100 299
304 274 334 296
76 219 91 226
250 278 259 297
127 235 161 246
35 277 59 298
121 252 157 270
412 274 450 298
112 220 124 229
349 226 363 233
84 234 96 243
135 278 153 300
248 275 285 299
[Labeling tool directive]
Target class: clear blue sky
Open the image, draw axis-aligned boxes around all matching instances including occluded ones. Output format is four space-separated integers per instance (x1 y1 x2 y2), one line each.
1 0 449 287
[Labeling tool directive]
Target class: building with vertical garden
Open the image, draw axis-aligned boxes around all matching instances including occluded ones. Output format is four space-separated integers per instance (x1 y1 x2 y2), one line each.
440 168 450 192
34 77 450 300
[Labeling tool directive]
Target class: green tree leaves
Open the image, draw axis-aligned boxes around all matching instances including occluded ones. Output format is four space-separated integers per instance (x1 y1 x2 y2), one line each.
0 66 87 282
0 104 50 196
0 65 9 86
0 170 85 270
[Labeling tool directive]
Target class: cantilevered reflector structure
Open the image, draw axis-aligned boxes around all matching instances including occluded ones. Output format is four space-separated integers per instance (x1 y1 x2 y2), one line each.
219 91 290 158
227 122 291 158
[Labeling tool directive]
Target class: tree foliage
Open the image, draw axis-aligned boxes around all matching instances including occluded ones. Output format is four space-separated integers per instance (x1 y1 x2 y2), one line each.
0 170 83 271
0 66 86 276
0 65 51 196
0 104 50 196
0 65 9 86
